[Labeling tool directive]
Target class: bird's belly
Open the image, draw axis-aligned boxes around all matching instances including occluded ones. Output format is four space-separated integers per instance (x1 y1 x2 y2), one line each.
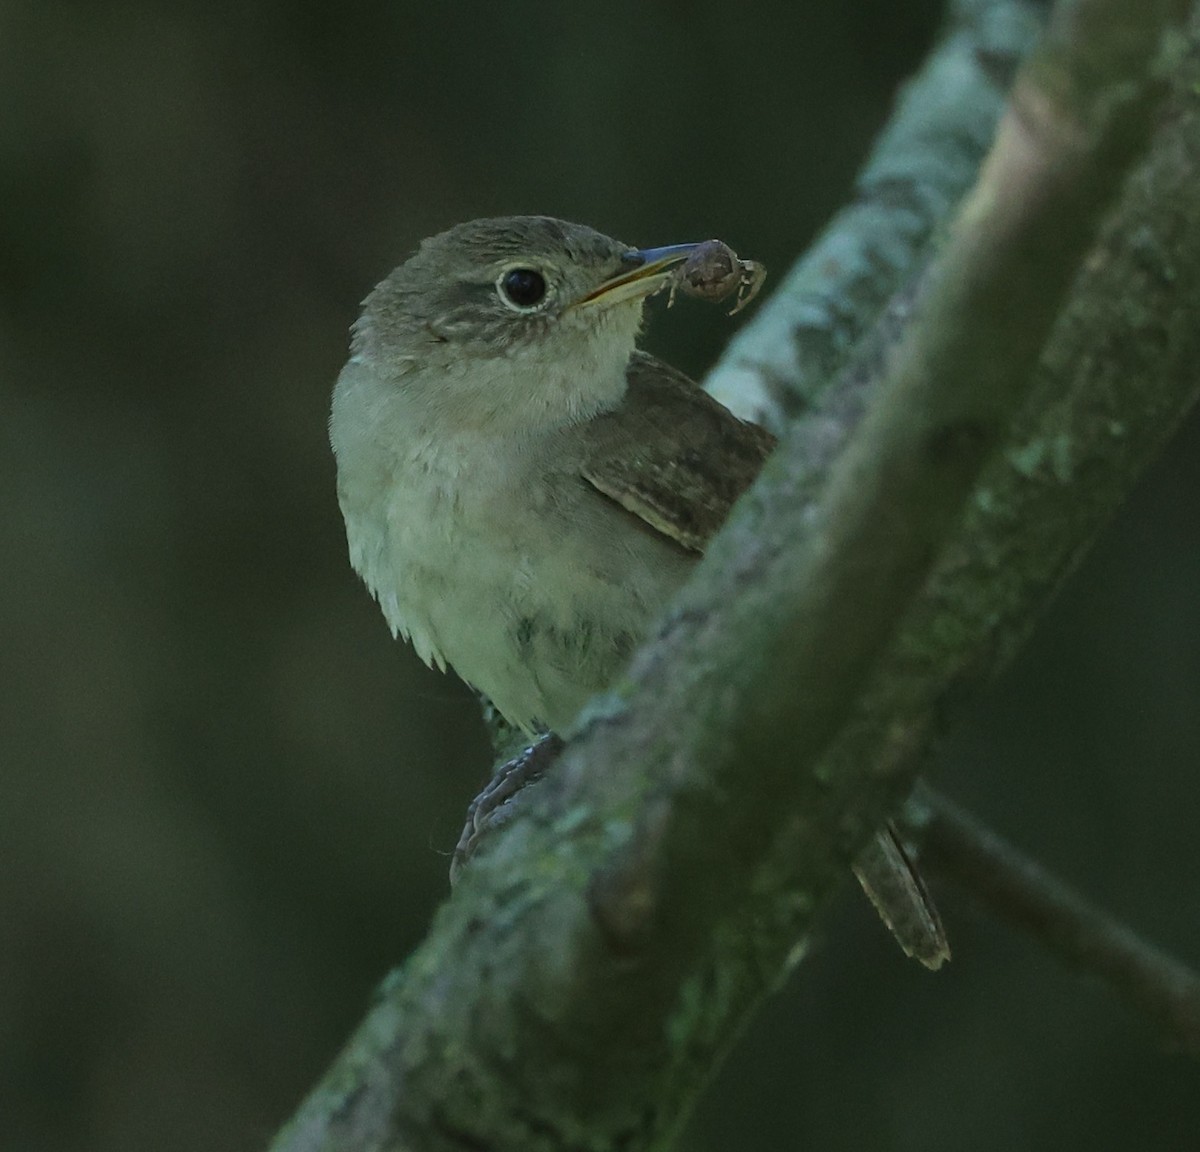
371 460 693 732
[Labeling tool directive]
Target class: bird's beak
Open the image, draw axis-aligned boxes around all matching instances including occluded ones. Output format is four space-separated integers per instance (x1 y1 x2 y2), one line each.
571 244 701 310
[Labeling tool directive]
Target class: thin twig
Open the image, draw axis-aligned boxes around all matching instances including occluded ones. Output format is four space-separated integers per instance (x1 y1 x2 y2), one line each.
913 790 1200 1056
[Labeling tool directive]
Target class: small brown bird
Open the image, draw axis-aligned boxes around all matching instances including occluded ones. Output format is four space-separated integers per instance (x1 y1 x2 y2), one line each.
330 216 947 968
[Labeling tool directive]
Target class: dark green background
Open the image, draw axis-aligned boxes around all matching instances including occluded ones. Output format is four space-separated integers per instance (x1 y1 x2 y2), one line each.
2 2 1197 1149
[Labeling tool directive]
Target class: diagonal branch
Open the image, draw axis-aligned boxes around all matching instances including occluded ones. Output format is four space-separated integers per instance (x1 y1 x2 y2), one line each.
580 0 1187 962
271 3 1198 1151
912 789 1200 1055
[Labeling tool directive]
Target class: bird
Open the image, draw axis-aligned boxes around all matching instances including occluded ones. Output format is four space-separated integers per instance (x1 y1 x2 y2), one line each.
330 215 948 968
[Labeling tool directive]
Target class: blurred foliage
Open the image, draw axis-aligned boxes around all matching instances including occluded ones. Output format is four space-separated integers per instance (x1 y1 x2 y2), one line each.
1 2 1197 1150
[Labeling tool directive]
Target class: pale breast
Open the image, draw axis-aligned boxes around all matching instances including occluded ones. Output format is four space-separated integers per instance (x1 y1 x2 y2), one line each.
360 433 694 732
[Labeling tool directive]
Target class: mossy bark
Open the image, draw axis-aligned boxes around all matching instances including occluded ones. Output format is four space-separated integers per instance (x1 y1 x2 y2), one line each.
270 4 1199 1150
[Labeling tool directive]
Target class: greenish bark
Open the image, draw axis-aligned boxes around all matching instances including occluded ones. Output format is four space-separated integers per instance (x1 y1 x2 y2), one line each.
269 3 1199 1150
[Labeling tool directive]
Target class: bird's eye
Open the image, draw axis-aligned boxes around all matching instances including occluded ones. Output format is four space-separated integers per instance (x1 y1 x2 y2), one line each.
498 267 548 310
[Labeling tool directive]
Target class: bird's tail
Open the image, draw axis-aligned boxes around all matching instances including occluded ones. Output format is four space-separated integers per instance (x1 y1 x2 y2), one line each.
853 824 950 970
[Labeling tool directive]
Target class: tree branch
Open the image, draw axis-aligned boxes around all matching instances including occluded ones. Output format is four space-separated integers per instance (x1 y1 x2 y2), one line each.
810 5 1200 878
913 789 1200 1055
271 3 1198 1150
707 0 1044 428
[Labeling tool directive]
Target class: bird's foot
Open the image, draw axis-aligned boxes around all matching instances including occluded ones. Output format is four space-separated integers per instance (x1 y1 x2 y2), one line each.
450 732 565 886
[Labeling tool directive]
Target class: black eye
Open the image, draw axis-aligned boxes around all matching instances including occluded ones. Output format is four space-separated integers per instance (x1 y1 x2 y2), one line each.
499 267 547 309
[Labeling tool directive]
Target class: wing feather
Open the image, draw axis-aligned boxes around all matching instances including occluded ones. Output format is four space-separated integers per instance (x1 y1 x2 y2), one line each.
579 351 776 552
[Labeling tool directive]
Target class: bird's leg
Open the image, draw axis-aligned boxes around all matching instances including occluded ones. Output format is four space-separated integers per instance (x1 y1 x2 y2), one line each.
449 732 565 886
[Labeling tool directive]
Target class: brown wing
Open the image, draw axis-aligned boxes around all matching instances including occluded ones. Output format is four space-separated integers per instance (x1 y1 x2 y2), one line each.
580 351 777 552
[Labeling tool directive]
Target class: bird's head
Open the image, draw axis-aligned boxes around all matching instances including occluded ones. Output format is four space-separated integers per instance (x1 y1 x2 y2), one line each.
338 216 702 437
